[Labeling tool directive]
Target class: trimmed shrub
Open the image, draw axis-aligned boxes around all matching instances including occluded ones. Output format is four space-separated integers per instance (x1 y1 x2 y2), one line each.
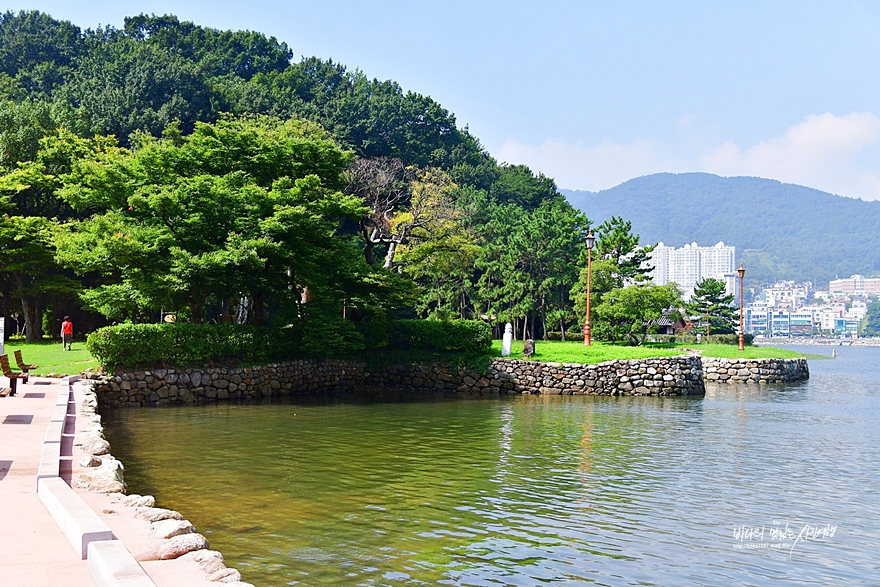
87 319 492 372
387 319 491 355
86 323 300 371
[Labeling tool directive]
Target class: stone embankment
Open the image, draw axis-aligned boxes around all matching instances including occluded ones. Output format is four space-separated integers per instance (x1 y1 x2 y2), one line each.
83 355 809 407
701 357 809 383
75 383 254 586
87 356 707 407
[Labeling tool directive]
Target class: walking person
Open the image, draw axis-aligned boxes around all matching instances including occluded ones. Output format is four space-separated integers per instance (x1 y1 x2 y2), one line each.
61 316 73 351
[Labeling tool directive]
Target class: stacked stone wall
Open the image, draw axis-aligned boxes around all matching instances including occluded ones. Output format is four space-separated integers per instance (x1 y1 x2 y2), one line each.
84 355 808 407
86 356 705 407
702 357 809 383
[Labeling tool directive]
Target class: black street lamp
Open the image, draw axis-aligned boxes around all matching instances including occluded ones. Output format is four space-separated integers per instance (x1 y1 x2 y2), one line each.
584 230 595 346
737 264 746 351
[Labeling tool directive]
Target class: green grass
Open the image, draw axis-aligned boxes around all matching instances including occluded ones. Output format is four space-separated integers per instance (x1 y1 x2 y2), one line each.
491 339 806 364
658 343 805 360
491 339 682 364
2 340 99 376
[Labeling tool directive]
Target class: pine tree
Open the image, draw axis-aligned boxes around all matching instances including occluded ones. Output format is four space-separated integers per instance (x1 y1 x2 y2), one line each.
687 278 737 339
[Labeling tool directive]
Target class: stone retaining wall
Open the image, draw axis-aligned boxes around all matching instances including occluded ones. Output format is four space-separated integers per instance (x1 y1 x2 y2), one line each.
84 355 808 407
702 357 809 383
86 356 705 407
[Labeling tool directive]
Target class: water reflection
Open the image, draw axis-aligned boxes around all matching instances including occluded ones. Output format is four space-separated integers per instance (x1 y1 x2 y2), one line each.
102 348 880 586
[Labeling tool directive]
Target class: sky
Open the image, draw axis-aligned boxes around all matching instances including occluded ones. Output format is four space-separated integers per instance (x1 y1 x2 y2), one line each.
11 0 880 199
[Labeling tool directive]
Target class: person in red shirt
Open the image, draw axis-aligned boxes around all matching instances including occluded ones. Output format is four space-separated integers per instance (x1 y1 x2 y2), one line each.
61 316 73 351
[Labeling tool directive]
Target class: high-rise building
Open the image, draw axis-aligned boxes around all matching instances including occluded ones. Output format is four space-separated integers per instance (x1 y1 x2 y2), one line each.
649 241 736 300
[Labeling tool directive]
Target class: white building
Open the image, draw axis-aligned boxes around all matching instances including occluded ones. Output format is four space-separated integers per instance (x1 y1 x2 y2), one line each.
829 275 880 296
649 241 736 300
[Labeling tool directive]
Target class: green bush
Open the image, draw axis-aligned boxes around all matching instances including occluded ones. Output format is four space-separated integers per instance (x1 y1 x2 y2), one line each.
86 323 301 371
387 319 491 355
87 319 493 371
670 332 754 346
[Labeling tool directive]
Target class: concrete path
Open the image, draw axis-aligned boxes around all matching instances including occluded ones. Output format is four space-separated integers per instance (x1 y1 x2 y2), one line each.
0 376 217 587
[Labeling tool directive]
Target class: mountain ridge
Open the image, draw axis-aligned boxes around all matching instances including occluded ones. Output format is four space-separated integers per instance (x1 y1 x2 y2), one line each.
561 172 880 287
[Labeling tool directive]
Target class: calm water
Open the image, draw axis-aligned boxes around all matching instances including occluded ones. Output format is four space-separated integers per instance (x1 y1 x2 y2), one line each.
102 347 880 586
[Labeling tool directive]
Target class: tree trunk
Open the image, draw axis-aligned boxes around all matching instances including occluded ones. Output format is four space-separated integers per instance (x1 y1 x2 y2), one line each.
541 295 548 340
253 292 265 326
383 241 398 269
21 295 42 342
191 300 203 324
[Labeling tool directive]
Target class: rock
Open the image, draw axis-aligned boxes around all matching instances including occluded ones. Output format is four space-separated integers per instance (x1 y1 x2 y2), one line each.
208 568 242 582
135 507 184 523
190 371 202 387
123 494 156 508
198 557 227 575
522 339 535 357
155 533 209 560
79 436 111 455
151 519 195 539
80 455 102 467
137 533 209 561
181 549 224 565
73 457 126 493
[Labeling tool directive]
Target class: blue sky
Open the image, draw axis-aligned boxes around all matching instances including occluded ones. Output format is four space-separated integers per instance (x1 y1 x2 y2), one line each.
11 1 880 198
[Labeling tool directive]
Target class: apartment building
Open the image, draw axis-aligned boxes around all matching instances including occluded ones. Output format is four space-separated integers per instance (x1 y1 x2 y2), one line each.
649 241 736 300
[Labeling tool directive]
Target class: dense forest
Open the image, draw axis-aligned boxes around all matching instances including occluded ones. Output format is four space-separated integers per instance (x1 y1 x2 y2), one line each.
564 173 880 287
0 10 672 348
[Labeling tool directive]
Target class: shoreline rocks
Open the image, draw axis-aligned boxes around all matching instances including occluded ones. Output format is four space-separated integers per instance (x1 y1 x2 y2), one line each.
76 382 255 586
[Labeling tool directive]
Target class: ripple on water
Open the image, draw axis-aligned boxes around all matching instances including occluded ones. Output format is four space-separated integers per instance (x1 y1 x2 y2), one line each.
102 349 880 586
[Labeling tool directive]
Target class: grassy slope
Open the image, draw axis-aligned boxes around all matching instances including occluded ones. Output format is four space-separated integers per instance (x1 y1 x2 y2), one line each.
2 341 99 376
492 340 804 364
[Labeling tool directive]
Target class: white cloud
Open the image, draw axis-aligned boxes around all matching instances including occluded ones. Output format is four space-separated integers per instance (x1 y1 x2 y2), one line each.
700 112 880 195
495 111 880 200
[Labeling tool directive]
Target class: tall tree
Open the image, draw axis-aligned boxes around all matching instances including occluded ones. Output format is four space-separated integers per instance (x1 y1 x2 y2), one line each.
686 277 736 338
594 282 682 346
53 116 364 325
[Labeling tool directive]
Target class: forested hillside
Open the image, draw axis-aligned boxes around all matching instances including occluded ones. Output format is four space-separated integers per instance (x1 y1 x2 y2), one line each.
564 173 880 287
1 10 660 346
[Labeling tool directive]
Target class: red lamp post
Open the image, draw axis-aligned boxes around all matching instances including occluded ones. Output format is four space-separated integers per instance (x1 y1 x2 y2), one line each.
584 230 595 346
737 264 746 351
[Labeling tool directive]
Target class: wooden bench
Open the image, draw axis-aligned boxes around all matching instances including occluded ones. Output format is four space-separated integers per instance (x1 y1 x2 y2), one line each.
0 387 11 397
0 355 27 396
14 350 38 373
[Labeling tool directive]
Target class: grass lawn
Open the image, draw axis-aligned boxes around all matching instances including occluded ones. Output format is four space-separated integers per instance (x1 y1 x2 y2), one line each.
491 339 681 364
2 339 99 376
658 343 805 360
491 339 806 364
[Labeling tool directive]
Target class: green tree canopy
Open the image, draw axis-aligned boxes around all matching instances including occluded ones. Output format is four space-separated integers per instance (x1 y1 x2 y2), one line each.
594 282 682 346
686 277 737 337
52 116 373 327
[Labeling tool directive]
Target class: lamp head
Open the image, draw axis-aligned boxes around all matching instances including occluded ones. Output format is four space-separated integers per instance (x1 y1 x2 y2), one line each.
585 230 595 250
737 264 745 279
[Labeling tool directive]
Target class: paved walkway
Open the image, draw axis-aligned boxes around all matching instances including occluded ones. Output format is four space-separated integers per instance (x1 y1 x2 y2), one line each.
0 376 215 587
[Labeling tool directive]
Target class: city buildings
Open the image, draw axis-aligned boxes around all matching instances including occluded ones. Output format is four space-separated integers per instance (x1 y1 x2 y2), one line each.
829 275 880 295
648 241 736 300
744 286 868 337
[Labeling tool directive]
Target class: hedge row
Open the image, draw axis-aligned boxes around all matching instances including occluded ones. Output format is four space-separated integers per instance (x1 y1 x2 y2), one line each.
86 319 492 371
386 319 492 355
86 323 301 371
